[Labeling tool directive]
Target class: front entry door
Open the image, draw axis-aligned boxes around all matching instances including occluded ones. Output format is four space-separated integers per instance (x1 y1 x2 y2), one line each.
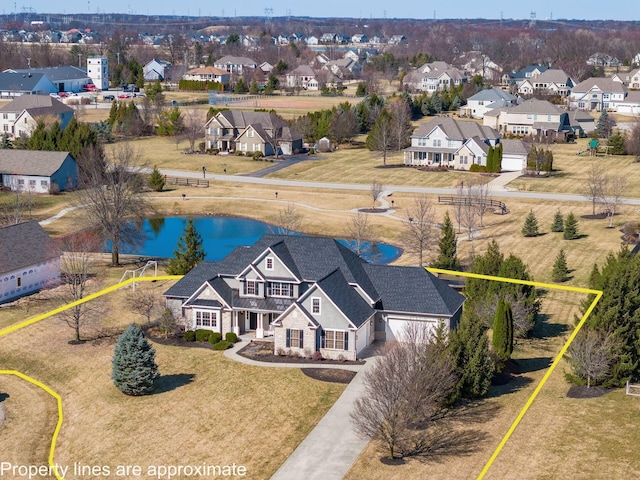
249 312 258 330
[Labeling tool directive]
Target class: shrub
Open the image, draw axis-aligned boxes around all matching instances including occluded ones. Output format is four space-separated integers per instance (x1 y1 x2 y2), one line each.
276 347 285 356
235 150 244 156
208 332 223 345
308 147 315 154
198 141 206 152
469 164 487 172
195 329 211 342
225 332 239 343
252 151 263 160
312 351 323 361
246 151 253 157
183 330 196 342
212 340 232 350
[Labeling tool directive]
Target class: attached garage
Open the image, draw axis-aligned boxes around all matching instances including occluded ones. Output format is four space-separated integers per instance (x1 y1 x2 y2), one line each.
500 139 529 172
385 315 438 342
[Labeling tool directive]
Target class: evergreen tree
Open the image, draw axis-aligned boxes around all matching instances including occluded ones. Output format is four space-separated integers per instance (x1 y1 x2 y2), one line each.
166 218 206 275
492 299 513 364
148 166 165 192
551 209 564 232
596 110 614 138
234 78 248 94
0 132 13 149
521 210 540 237
249 80 259 94
494 143 503 172
552 249 569 282
486 146 495 172
563 212 579 240
431 211 460 270
449 310 495 399
112 323 159 396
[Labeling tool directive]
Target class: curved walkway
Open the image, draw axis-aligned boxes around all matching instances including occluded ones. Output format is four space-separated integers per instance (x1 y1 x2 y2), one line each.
223 340 380 480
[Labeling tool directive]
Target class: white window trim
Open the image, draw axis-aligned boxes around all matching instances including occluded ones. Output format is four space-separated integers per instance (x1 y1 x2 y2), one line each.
195 310 218 328
311 297 321 315
324 329 347 350
265 256 274 270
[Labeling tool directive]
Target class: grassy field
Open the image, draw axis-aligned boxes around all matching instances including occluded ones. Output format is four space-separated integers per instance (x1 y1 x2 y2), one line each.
268 141 489 188
509 138 640 197
0 279 345 480
345 288 640 480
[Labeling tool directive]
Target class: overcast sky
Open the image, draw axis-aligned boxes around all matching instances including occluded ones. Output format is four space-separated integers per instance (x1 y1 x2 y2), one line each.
6 1 639 22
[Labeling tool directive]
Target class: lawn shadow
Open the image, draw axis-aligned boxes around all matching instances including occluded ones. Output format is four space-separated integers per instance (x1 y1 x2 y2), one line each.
533 313 570 339
405 428 489 463
512 356 553 374
488 374 534 398
0 392 9 402
155 373 196 394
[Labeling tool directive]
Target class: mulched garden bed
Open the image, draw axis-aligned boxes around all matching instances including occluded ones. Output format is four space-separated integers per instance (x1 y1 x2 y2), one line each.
566 385 610 399
301 368 357 384
358 208 388 213
146 329 214 350
237 340 365 365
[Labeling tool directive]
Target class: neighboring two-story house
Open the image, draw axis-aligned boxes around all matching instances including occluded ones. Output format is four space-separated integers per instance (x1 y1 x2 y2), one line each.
204 110 303 156
402 61 466 93
460 87 518 119
568 77 628 111
0 94 74 139
143 59 173 82
483 99 573 140
213 55 258 76
403 117 499 168
517 69 575 96
163 235 465 361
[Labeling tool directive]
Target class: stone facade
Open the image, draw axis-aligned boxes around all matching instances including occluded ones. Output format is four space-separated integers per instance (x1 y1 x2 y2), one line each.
274 308 317 358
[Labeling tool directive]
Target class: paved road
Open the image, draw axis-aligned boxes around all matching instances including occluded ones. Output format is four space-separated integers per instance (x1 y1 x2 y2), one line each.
152 167 640 206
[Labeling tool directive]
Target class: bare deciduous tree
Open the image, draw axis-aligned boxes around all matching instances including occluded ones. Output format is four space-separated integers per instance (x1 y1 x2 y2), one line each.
78 143 148 266
57 232 102 342
403 195 436 266
370 180 384 210
471 181 492 227
601 174 627 228
345 212 373 258
566 328 620 388
366 109 394 166
0 191 35 226
126 289 159 324
582 162 606 216
182 108 204 153
274 203 302 235
387 97 413 151
351 326 457 459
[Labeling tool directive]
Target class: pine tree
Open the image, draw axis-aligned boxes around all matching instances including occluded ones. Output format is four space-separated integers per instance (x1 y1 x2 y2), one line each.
563 212 579 240
166 218 206 275
148 166 165 192
552 249 569 282
449 310 495 399
431 211 460 270
492 299 514 365
486 146 495 172
494 143 503 173
521 210 540 237
112 323 159 396
551 209 564 232
0 132 13 149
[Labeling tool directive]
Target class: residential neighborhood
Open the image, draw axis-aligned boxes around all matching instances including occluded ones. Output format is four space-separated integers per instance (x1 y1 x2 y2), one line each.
2 10 640 480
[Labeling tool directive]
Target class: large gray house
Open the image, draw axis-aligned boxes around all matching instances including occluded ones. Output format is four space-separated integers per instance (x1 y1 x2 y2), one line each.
204 110 303 156
163 235 465 361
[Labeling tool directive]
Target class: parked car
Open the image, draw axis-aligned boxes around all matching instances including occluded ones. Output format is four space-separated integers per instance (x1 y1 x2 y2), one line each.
118 93 131 99
103 94 115 101
58 92 69 98
82 84 98 92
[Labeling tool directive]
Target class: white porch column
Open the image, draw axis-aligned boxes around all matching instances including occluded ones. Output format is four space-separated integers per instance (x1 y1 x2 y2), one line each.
256 313 265 339
233 311 240 336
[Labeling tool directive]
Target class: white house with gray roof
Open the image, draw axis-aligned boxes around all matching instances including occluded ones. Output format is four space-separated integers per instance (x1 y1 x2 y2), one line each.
5 66 91 93
213 55 257 75
0 94 74 139
0 150 79 193
403 117 499 167
402 61 466 93
568 77 628 112
0 221 59 304
163 235 465 361
483 99 573 140
461 87 518 119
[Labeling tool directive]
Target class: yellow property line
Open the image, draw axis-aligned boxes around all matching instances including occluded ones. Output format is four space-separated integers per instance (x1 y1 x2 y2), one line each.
0 275 182 480
426 268 602 480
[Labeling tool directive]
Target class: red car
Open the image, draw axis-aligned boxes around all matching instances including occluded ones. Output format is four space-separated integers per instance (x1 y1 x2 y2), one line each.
58 92 69 97
118 93 131 99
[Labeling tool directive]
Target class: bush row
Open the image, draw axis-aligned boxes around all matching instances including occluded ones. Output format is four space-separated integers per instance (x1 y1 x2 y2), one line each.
183 329 239 349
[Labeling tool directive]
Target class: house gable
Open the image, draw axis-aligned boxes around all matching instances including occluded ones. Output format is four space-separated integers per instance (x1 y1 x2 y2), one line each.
253 246 300 281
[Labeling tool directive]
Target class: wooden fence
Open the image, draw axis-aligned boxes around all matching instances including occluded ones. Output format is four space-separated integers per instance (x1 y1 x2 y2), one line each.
164 176 209 188
437 196 508 215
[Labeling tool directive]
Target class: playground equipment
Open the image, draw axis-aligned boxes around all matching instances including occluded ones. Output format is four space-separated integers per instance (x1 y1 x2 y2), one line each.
119 260 158 291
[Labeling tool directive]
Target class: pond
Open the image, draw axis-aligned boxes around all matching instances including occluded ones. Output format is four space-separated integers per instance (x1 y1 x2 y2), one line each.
120 216 402 265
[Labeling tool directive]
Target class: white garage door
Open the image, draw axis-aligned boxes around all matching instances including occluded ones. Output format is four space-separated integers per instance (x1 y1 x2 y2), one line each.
386 318 412 342
501 155 525 172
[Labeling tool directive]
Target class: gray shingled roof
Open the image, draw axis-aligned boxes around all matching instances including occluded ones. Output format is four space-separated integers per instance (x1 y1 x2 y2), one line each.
0 221 58 274
9 66 89 82
0 151 74 176
571 77 627 94
413 117 499 140
0 94 73 114
500 139 530 156
509 99 566 115
468 87 515 103
0 72 49 92
316 269 374 328
534 69 572 84
363 264 465 316
163 261 219 298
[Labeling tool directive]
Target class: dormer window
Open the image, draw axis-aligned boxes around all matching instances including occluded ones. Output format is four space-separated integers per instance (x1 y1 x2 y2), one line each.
245 280 258 295
266 257 274 270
